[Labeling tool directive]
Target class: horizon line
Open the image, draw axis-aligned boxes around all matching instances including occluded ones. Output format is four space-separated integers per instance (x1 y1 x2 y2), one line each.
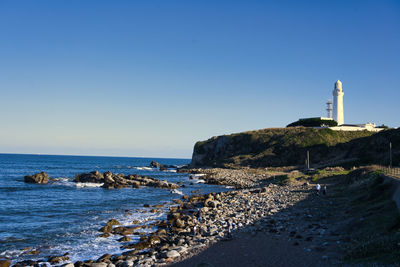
0 152 191 160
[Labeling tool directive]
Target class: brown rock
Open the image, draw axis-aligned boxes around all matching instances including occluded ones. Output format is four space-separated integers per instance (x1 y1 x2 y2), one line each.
156 229 167 235
96 254 111 263
24 172 49 184
99 225 113 233
133 241 151 250
0 260 10 267
113 226 125 234
118 236 132 242
175 219 185 228
148 235 161 246
26 249 40 255
99 233 110 238
120 228 134 236
106 219 120 226
157 220 169 228
48 254 69 264
204 198 213 207
74 171 103 183
173 199 182 204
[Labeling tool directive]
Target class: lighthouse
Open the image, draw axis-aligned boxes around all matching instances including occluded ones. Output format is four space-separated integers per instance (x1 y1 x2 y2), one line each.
332 80 344 125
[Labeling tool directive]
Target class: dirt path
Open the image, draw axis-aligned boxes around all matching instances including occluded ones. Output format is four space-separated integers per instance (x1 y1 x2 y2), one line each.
170 180 347 267
172 230 327 267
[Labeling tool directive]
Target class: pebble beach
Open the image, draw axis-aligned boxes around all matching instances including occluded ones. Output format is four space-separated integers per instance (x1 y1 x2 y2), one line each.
10 167 349 267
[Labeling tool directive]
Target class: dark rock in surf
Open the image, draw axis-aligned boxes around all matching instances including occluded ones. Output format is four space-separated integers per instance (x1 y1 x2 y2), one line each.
74 171 103 183
149 161 161 168
48 253 69 264
24 172 49 184
74 171 180 190
159 165 168 171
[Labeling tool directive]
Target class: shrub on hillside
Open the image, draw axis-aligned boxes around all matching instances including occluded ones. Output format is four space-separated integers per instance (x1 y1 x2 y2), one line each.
287 118 338 127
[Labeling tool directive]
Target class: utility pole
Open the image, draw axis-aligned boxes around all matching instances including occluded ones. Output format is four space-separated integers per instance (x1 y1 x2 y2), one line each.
307 150 310 169
390 142 392 169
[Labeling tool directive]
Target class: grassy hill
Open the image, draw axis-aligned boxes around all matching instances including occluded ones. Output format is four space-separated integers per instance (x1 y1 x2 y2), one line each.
191 127 400 168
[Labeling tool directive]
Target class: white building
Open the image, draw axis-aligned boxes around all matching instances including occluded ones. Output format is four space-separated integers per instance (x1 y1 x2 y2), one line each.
330 122 383 132
291 80 384 132
332 80 344 125
328 80 383 132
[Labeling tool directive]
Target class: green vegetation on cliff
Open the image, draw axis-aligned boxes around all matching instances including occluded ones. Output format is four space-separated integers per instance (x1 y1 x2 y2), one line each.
309 167 400 264
343 170 400 264
191 127 400 168
287 117 338 127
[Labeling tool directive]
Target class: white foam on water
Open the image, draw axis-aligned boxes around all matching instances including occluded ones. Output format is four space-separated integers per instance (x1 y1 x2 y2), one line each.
51 177 76 188
75 182 104 188
170 189 183 195
225 186 235 189
192 174 206 177
134 167 155 171
0 249 24 259
56 177 69 182
27 207 170 265
195 179 206 183
165 169 177 173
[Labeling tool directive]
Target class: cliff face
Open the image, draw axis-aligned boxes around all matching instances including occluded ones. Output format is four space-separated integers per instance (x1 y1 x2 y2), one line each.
191 127 400 168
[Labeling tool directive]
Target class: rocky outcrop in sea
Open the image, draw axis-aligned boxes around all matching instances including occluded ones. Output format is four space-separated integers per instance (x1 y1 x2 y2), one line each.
74 171 180 189
24 172 49 184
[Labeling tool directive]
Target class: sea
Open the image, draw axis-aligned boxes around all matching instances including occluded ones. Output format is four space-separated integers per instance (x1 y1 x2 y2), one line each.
0 154 229 264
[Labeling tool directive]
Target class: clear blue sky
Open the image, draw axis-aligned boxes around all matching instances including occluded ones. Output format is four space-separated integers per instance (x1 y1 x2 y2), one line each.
0 0 399 158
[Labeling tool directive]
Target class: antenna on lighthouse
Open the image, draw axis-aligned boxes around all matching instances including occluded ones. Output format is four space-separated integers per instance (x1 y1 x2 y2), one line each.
326 100 333 118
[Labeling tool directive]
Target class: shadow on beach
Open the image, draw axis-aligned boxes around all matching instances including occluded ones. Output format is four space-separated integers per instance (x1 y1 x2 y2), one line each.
171 170 400 267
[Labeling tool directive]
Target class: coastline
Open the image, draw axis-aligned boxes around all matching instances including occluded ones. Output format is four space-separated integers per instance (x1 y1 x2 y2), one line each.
8 166 400 266
9 168 344 267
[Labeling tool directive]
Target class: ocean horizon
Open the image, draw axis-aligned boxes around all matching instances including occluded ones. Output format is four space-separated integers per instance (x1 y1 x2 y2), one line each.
0 153 190 160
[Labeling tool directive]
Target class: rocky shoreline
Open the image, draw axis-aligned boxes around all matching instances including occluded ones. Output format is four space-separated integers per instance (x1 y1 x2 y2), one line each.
9 167 349 267
186 168 279 188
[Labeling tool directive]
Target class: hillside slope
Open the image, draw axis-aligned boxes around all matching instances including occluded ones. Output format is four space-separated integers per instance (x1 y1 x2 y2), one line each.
191 127 400 168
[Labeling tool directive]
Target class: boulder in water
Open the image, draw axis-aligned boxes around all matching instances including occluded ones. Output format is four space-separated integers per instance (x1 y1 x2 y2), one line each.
106 219 120 226
48 253 69 264
24 172 49 184
149 161 160 168
74 170 180 190
159 165 168 171
103 172 115 184
99 225 113 233
74 171 104 183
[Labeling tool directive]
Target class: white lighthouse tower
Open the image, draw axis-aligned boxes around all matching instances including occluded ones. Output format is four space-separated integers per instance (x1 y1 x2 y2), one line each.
332 80 344 125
